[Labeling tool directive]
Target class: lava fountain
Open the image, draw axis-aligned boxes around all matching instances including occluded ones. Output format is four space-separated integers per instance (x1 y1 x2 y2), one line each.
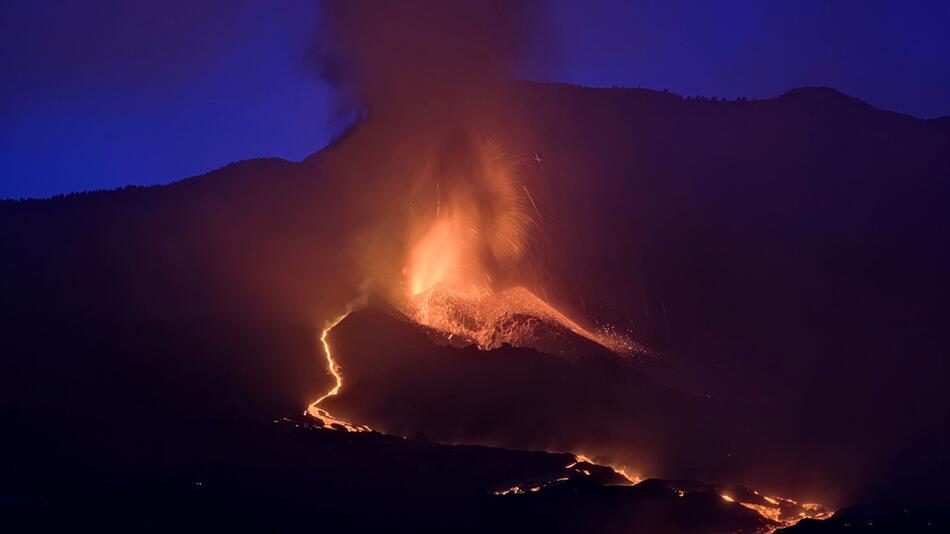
398 133 634 355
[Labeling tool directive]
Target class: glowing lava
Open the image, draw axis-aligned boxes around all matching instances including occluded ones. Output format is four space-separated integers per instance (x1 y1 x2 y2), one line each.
305 311 371 433
401 284 606 350
406 215 478 297
492 452 827 531
711 490 832 530
728 495 833 531
403 134 534 300
400 135 637 356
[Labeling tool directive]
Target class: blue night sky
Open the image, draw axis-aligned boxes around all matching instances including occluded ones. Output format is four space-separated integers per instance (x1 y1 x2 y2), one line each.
2 1 948 199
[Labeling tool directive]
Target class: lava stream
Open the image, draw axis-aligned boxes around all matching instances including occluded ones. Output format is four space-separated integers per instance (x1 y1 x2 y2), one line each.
305 311 371 433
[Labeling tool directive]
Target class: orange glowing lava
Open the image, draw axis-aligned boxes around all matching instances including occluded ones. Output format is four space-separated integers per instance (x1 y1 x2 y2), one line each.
400 135 637 356
305 311 371 433
406 215 481 297
707 490 832 530
404 134 534 299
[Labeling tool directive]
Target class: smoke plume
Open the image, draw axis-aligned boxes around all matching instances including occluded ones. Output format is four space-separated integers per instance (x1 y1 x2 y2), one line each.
311 0 560 302
313 0 553 118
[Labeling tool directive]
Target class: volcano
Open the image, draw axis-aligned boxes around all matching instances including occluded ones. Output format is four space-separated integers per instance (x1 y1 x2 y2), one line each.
2 81 950 532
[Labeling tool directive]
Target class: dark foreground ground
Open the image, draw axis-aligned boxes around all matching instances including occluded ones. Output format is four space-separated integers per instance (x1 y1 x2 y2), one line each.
1 414 945 533
2 416 772 533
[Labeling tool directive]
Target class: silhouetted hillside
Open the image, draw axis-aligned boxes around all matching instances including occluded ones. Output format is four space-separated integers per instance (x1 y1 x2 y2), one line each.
3 418 780 533
2 82 949 516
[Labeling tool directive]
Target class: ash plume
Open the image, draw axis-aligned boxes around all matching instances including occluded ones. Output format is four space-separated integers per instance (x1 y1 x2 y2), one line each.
313 0 554 118
309 0 562 303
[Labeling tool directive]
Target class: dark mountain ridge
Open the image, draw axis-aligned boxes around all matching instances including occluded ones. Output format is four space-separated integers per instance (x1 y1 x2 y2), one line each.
1 82 949 513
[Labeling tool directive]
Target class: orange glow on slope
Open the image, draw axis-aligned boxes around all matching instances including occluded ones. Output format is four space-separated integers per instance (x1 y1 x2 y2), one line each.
708 490 832 530
401 283 638 356
405 284 592 344
741 502 784 523
610 466 641 485
730 495 833 531
497 453 826 530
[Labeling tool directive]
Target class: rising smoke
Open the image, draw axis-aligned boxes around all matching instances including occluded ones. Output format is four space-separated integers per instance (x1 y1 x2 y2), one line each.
311 0 559 301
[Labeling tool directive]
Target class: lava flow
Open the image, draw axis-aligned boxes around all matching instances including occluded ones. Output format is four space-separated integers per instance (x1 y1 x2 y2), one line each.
489 451 829 532
395 132 638 357
305 311 371 433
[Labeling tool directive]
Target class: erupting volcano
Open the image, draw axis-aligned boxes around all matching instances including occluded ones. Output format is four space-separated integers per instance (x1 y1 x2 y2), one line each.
393 132 637 357
4 1 950 532
299 131 831 531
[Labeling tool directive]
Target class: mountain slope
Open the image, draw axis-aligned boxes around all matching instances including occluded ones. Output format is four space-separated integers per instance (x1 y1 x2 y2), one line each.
1 82 948 508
